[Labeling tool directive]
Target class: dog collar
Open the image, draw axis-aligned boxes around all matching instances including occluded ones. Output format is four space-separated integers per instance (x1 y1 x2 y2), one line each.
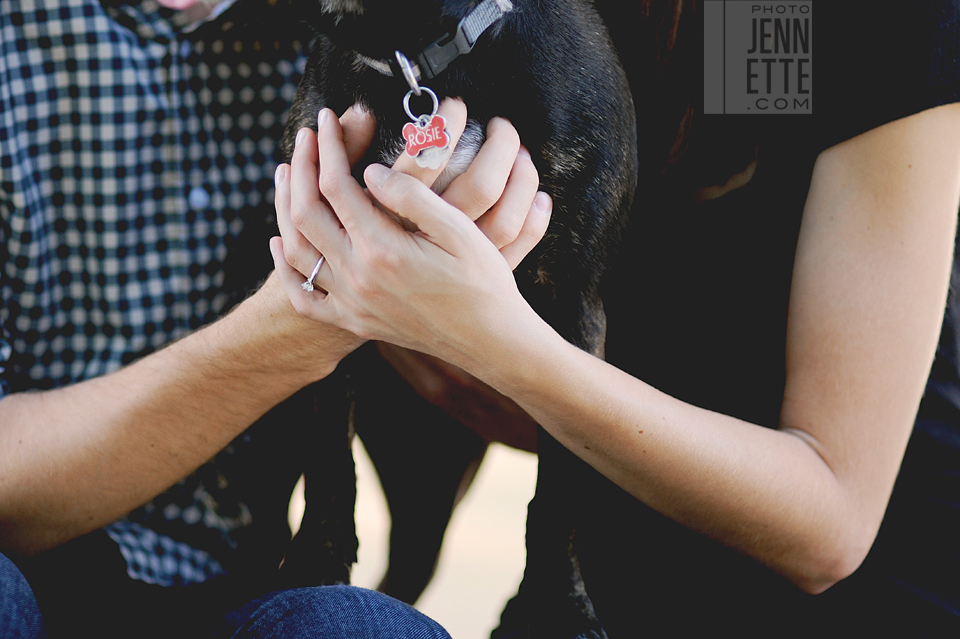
357 0 512 87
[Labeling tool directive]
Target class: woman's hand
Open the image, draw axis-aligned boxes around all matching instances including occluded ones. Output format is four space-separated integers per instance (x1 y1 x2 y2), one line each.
271 102 548 449
270 103 551 366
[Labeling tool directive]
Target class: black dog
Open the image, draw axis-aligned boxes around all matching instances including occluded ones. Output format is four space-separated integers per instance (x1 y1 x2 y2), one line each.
276 1 637 636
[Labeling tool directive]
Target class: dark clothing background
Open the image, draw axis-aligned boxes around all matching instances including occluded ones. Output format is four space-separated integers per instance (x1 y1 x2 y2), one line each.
564 0 960 635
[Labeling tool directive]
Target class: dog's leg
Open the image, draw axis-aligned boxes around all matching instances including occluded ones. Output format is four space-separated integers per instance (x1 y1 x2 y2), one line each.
494 235 616 639
348 342 489 605
492 329 611 639
274 40 367 589
494 429 607 639
278 39 496 602
277 372 358 588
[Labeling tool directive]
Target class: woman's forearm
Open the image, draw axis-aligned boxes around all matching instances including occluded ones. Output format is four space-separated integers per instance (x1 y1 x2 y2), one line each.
479 313 852 593
0 273 361 557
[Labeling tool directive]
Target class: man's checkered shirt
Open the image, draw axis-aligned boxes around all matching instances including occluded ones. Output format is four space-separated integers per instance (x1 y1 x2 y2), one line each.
1 0 309 585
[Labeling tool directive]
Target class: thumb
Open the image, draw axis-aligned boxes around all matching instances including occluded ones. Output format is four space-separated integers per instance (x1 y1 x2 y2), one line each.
363 163 476 250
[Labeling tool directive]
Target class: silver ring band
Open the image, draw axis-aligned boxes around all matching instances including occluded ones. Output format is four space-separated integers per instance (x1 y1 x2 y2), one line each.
301 255 325 292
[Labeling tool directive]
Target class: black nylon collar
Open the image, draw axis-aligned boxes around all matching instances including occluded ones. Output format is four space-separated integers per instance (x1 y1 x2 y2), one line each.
383 0 510 83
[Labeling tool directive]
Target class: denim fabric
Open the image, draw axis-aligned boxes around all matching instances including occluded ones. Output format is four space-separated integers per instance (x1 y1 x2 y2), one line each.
23 531 450 639
218 585 453 639
0 552 47 639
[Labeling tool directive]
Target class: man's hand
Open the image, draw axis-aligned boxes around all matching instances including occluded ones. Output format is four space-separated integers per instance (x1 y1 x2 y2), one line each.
377 342 538 452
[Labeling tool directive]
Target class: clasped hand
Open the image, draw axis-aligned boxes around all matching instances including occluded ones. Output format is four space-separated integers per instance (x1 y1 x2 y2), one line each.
269 100 552 367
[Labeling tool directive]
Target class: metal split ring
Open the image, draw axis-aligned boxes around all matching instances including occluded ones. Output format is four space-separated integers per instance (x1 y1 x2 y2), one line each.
403 86 439 123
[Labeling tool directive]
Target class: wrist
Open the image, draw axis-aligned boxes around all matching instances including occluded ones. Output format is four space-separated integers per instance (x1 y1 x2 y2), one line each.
221 272 364 388
456 298 562 399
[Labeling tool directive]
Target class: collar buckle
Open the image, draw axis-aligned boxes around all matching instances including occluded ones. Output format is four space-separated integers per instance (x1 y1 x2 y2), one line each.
416 19 476 81
388 0 509 85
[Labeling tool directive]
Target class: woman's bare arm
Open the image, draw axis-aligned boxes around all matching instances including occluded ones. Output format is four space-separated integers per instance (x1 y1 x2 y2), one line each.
478 103 960 593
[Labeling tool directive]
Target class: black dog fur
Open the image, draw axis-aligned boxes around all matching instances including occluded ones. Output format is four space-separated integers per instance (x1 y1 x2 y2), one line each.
276 2 637 637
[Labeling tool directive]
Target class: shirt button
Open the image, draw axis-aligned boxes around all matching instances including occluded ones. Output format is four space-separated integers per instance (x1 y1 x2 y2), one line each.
188 187 210 210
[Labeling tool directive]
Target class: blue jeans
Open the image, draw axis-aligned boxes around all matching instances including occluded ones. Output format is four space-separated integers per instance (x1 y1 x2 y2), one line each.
0 552 47 639
217 586 451 639
9 533 451 639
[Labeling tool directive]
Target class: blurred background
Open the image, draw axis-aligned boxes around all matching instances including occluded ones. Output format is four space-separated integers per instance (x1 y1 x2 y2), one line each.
288 440 538 639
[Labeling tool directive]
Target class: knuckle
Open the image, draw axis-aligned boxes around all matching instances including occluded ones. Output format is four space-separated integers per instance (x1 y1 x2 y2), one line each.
488 226 513 249
351 269 377 298
490 214 524 248
318 170 341 202
394 174 421 205
521 213 550 246
389 177 427 218
367 244 401 272
289 203 309 230
281 240 298 267
477 175 504 205
516 223 540 247
467 176 502 212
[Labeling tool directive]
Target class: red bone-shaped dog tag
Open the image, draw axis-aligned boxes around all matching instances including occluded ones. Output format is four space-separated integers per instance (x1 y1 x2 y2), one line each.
401 87 451 169
403 114 450 157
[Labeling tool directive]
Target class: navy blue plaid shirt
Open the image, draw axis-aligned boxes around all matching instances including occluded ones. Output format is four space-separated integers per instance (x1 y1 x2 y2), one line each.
1 0 310 585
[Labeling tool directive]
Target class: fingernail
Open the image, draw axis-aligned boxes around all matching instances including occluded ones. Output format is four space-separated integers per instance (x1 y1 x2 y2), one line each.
366 163 391 188
318 108 329 128
352 102 367 115
534 191 552 212
295 128 307 147
274 164 286 186
518 145 531 159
